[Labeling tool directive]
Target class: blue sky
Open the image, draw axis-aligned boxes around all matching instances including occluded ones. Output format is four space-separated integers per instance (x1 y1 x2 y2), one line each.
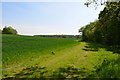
1 2 105 35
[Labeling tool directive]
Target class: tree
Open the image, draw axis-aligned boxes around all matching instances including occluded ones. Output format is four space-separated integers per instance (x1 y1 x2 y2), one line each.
80 1 120 45
85 0 119 6
84 0 119 9
2 26 18 34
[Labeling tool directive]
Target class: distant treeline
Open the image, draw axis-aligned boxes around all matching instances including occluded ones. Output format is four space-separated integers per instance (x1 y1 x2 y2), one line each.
34 35 80 39
79 2 120 45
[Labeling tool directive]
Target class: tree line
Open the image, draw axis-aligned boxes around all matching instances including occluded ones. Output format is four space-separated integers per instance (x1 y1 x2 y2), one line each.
79 1 120 45
0 26 18 34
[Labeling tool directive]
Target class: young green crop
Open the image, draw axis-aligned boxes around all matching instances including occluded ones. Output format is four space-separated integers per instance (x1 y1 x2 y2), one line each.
2 34 78 67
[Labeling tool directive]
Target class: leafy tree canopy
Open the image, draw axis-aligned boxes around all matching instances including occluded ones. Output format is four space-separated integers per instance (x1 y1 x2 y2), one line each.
2 26 18 34
80 1 120 45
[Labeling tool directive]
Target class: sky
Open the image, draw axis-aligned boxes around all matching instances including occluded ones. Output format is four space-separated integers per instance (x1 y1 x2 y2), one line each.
1 1 105 35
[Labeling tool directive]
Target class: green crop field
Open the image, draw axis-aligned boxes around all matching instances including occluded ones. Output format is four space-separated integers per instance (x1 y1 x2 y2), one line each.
2 34 120 79
2 34 78 67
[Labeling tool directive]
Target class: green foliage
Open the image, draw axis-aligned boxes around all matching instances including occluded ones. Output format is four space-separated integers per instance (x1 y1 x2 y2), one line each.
80 2 120 45
0 29 2 34
85 0 119 7
79 26 85 33
2 26 17 34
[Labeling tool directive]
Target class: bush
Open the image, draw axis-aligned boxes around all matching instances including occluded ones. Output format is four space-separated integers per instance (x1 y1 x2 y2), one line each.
2 26 17 34
0 29 2 34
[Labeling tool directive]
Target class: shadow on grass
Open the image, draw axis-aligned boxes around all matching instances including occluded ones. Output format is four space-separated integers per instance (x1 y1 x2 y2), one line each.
82 42 104 52
2 64 120 80
50 65 99 79
81 41 120 79
82 41 120 54
51 63 120 79
2 41 120 80
51 64 120 79
2 66 47 80
3 65 87 80
15 66 47 78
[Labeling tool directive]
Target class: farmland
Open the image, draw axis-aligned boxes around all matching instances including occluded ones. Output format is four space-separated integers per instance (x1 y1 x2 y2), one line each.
2 34 120 79
1 1 120 79
2 34 78 67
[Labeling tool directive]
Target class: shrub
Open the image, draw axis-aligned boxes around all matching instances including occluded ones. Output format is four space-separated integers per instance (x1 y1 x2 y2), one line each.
0 29 2 34
2 26 17 34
